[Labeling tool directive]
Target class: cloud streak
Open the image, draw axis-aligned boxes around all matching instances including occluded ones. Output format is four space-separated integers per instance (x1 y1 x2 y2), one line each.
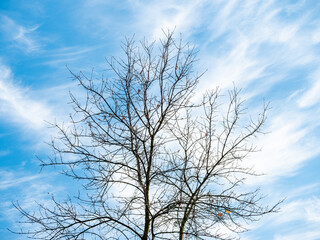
0 62 52 130
0 172 41 190
0 15 41 53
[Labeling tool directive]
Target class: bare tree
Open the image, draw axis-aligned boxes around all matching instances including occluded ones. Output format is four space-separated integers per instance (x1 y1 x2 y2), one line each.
12 31 282 240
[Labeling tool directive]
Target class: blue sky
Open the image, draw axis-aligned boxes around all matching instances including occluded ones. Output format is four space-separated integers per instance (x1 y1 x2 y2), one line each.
1 0 320 239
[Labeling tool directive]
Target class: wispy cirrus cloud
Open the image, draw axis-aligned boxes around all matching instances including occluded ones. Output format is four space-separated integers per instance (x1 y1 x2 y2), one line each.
42 45 106 67
297 69 320 108
241 183 320 239
131 0 205 38
244 102 320 184
0 170 66 233
194 0 319 92
275 230 320 240
0 150 10 157
0 15 41 53
272 197 320 240
0 62 52 130
0 171 41 190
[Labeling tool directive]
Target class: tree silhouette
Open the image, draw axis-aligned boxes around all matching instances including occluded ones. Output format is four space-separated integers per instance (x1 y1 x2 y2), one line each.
12 31 282 240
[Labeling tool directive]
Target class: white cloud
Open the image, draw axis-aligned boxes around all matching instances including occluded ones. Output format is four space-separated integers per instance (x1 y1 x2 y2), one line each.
0 150 10 157
274 198 320 225
0 62 52 130
0 15 40 53
272 197 320 240
0 172 41 190
239 184 320 240
42 45 106 66
274 230 320 240
132 0 204 39
80 0 205 40
0 171 67 230
195 0 316 93
243 104 320 184
297 69 320 108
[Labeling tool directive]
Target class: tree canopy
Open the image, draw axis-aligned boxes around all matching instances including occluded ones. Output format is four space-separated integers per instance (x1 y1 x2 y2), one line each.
13 31 281 240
